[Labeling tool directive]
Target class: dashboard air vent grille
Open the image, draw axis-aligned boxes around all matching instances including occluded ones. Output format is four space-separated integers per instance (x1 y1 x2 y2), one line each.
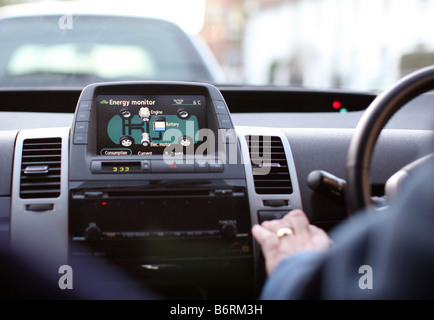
20 138 62 199
246 135 293 194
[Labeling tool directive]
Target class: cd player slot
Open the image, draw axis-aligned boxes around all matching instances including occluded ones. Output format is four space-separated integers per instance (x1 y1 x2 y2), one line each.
71 187 246 199
91 160 224 174
107 189 211 197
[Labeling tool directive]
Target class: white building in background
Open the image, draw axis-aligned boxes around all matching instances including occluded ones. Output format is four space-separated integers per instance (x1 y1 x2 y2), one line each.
243 0 434 91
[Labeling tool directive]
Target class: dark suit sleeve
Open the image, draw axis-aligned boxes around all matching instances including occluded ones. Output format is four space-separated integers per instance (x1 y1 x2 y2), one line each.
260 251 326 299
259 160 434 299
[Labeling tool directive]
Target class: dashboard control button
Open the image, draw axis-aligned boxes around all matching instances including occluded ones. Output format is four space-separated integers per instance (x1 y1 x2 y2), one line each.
103 232 120 239
151 160 195 173
263 199 288 207
217 114 233 129
73 132 88 144
209 162 224 172
186 231 203 237
74 122 89 133
142 160 151 172
76 110 90 121
204 230 220 236
78 100 92 111
257 210 290 223
84 191 103 198
214 100 228 114
195 162 209 173
215 189 233 196
25 203 54 212
153 231 166 238
171 231 183 237
85 223 101 242
221 222 237 239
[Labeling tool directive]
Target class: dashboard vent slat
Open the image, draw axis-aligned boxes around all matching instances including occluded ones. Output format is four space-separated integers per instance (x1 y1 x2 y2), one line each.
20 138 62 199
246 135 293 194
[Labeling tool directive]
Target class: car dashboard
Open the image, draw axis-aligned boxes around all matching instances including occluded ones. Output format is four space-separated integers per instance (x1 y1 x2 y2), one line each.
0 81 433 300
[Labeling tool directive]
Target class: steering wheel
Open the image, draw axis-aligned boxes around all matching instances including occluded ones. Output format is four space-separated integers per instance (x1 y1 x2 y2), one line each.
346 65 434 215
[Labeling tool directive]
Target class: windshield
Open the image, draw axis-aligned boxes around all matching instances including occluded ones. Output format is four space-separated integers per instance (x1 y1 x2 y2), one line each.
0 14 217 87
1 0 434 91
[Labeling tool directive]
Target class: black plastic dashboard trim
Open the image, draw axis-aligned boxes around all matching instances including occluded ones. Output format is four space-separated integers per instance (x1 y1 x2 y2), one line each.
0 87 378 113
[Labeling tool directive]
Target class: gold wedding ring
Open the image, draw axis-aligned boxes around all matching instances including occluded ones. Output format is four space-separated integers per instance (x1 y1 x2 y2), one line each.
276 227 294 238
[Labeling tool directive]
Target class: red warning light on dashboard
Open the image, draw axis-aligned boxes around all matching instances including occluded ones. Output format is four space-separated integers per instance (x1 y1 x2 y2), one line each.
101 201 108 206
332 101 341 109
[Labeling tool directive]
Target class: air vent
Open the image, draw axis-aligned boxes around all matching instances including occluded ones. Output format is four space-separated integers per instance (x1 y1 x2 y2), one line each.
246 135 293 194
20 138 62 199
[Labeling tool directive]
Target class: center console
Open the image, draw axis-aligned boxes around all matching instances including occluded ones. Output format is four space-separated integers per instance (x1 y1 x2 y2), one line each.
68 82 254 299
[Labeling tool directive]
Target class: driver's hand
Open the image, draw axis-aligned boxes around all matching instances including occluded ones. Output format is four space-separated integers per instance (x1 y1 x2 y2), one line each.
252 210 332 275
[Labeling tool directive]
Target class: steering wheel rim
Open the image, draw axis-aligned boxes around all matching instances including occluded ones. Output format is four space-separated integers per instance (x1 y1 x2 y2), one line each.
346 65 434 215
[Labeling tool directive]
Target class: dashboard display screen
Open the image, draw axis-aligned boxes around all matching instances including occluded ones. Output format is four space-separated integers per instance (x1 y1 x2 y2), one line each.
96 95 206 156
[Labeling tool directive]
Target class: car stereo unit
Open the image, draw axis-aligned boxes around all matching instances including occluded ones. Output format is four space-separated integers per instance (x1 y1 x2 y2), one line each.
68 82 254 299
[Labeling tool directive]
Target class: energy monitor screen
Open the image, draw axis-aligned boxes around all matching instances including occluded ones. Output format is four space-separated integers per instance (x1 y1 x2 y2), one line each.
96 95 207 156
